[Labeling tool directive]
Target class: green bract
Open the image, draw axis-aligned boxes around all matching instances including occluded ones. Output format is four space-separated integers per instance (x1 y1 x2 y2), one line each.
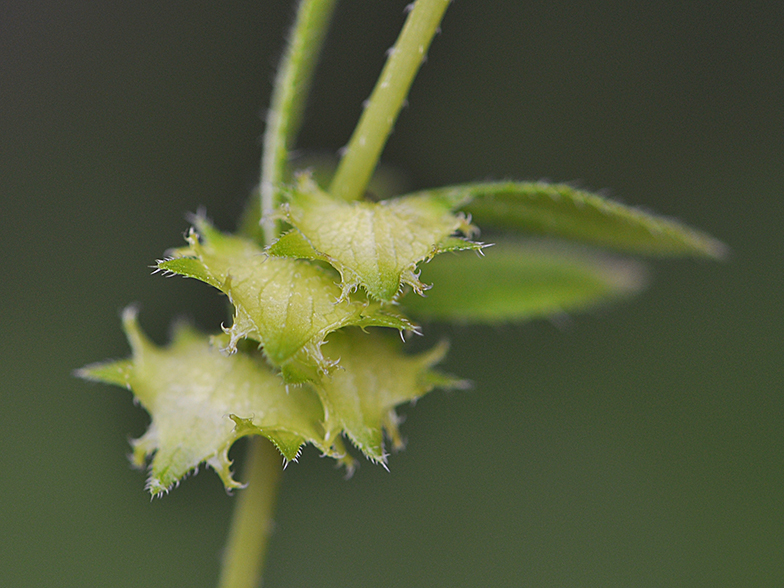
76 308 332 496
271 174 483 301
315 328 465 465
76 308 459 495
157 216 417 383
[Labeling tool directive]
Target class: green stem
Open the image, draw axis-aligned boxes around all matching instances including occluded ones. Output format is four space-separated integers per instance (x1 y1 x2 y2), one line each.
329 0 451 202
217 438 283 588
260 0 338 246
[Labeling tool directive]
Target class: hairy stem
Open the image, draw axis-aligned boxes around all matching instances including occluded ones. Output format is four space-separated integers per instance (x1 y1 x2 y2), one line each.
329 0 451 202
217 438 283 588
261 0 338 246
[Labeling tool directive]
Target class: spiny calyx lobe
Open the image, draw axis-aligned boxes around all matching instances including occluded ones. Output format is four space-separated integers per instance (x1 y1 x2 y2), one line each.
157 215 417 383
270 174 484 301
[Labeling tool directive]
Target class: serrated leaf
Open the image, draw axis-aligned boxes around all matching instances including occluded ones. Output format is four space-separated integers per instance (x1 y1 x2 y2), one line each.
274 175 478 301
157 216 417 381
401 241 647 323
401 182 727 258
315 328 465 464
76 308 333 496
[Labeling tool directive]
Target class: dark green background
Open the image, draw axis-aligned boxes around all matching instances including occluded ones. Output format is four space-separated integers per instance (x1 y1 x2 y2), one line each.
2 1 781 586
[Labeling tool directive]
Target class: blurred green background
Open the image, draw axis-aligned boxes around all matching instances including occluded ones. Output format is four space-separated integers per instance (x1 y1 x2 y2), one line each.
2 1 781 586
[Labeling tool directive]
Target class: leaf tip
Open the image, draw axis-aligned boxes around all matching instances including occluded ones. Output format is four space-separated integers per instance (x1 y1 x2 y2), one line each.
704 236 731 261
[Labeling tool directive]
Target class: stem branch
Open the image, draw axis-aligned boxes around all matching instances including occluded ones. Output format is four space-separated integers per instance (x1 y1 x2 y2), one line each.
217 438 283 588
329 0 451 201
261 0 338 246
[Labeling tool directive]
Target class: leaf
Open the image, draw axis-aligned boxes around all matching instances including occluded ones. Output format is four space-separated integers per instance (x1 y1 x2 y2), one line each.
401 182 727 258
273 175 479 301
75 308 335 496
401 241 648 323
315 328 466 465
157 216 417 381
